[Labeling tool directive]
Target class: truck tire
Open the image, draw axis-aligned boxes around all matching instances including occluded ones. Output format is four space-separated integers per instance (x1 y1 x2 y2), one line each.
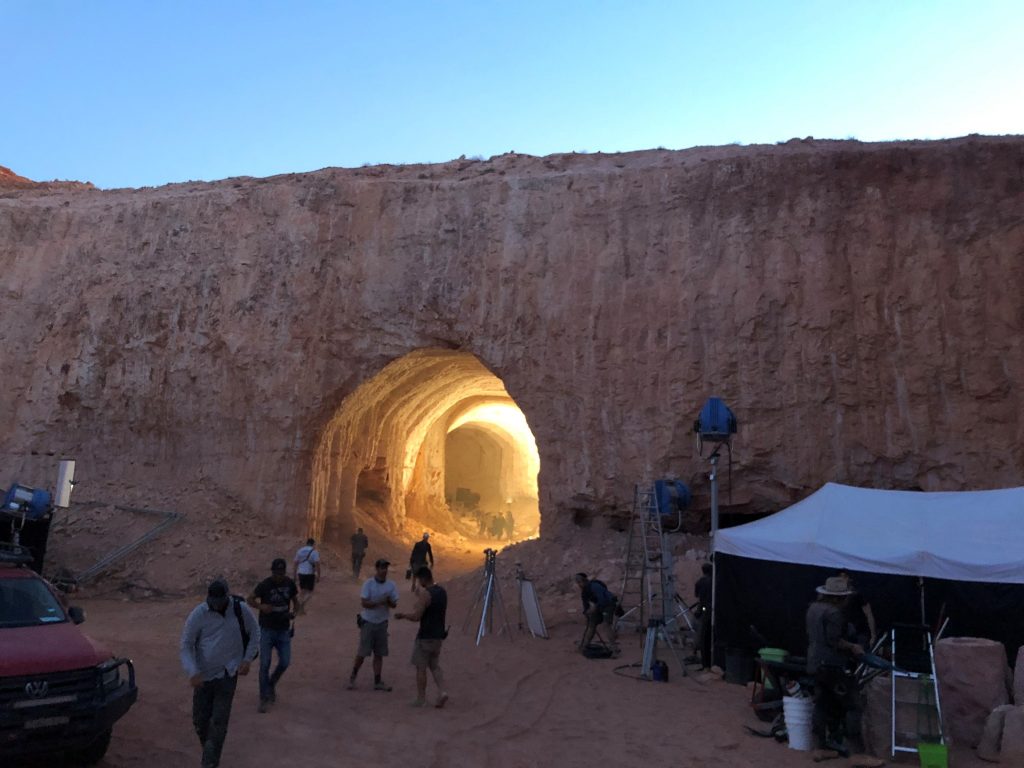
68 728 112 765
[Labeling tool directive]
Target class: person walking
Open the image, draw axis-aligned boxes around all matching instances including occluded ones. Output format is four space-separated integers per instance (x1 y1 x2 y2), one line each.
351 527 369 581
249 558 299 713
292 538 321 613
396 566 449 708
180 579 260 768
694 562 713 669
408 533 434 592
347 558 399 691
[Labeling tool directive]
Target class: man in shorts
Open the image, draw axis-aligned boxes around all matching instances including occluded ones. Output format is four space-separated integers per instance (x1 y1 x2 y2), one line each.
292 538 321 613
347 558 399 692
396 566 449 708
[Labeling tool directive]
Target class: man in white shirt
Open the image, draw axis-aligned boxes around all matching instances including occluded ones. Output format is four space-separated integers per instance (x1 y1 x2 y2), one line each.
292 538 321 612
346 558 399 692
180 579 260 768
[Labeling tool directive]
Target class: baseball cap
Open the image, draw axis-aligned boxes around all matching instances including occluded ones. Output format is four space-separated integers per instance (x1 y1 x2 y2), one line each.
271 558 287 572
207 579 229 604
375 558 391 568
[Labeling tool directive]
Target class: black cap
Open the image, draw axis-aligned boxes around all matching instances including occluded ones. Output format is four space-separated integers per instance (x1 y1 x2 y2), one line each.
207 579 229 600
271 558 287 572
375 558 391 568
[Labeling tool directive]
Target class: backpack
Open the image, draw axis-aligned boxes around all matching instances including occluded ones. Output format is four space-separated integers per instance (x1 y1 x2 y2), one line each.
232 596 258 659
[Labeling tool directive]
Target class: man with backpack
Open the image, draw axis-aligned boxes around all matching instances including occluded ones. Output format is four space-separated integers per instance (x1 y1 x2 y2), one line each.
575 572 618 653
292 538 321 612
180 578 260 768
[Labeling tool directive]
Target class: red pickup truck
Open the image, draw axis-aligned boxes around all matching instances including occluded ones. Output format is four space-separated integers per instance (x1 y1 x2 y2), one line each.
0 545 138 764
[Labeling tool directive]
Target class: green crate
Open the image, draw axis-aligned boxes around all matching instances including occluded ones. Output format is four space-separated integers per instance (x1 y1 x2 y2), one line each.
917 741 947 768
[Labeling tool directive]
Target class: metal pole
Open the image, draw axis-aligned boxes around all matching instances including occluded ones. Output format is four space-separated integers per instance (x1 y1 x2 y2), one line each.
709 453 719 669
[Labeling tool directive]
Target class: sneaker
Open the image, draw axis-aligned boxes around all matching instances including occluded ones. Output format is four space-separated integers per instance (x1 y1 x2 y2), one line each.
269 687 277 704
373 681 393 692
258 699 270 714
345 679 356 691
410 699 427 707
435 692 449 709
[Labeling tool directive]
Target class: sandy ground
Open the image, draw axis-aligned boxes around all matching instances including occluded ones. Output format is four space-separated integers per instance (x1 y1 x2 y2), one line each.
18 562 986 768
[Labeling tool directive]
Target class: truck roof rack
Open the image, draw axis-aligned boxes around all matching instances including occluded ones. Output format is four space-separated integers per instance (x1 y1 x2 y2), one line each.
0 541 34 566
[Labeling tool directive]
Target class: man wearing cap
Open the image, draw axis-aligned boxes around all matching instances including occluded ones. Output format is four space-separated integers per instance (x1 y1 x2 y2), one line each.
180 579 260 768
249 558 299 713
347 558 400 691
806 575 864 754
408 532 434 593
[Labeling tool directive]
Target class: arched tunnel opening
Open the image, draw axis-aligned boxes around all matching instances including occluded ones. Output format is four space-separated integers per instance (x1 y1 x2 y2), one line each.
308 349 540 547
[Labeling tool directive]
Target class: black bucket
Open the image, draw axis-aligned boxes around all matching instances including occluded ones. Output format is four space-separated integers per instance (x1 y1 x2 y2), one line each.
724 649 754 684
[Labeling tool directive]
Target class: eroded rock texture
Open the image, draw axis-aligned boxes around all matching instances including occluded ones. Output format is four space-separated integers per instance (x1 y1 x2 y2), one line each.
1 137 1022 537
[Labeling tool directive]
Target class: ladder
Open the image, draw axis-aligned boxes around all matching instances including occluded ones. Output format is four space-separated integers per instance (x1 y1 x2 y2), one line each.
890 624 944 757
617 484 691 677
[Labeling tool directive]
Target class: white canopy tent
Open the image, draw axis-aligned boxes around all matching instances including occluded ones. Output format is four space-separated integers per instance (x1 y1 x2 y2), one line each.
714 482 1024 585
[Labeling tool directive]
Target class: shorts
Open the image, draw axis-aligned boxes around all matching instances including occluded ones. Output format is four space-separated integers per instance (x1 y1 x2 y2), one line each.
298 574 316 591
357 619 389 657
411 638 444 671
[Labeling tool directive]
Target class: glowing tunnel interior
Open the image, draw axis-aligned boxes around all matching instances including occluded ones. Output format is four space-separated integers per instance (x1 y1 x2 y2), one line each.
309 349 541 544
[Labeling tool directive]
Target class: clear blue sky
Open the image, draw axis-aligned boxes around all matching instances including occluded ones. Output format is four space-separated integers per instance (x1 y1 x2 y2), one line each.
3 1 1021 188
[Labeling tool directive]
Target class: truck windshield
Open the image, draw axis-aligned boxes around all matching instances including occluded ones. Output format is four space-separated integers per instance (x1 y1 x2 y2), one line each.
0 578 67 628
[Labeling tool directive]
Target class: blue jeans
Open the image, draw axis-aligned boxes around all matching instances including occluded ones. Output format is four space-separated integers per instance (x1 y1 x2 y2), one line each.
259 628 292 701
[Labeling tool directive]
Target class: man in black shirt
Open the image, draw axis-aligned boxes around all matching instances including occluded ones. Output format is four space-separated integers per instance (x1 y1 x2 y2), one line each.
395 566 449 708
351 527 369 580
408 533 434 593
248 558 299 713
694 562 713 670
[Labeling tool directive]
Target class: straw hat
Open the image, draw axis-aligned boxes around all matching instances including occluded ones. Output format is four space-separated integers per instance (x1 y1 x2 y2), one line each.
816 576 853 596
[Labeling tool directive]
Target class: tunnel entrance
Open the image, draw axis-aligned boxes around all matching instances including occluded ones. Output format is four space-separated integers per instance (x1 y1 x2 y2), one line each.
309 349 540 546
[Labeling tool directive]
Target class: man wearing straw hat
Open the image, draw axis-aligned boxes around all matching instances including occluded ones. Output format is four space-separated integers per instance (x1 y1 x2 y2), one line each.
805 575 864 754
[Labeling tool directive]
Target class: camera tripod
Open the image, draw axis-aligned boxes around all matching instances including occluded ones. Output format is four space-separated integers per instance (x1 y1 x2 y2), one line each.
463 548 512 645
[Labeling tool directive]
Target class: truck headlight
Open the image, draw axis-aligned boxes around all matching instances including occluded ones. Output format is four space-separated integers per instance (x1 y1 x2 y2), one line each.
101 666 121 689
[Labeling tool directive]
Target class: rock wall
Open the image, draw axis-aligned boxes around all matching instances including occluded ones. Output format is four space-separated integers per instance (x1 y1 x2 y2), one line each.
1 137 1022 536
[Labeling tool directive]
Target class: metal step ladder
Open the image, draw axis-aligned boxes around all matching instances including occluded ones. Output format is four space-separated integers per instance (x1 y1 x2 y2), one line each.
617 484 692 678
890 624 944 757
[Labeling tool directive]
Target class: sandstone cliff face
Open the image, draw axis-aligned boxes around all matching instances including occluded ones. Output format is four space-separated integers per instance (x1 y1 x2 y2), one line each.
1 137 1022 538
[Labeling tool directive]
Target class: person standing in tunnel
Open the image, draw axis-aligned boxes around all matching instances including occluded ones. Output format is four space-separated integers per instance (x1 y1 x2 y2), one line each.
348 558 399 692
504 508 515 541
408 533 434 593
351 527 369 581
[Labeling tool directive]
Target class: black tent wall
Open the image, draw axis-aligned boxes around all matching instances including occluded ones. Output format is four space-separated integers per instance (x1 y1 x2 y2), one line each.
715 553 1024 667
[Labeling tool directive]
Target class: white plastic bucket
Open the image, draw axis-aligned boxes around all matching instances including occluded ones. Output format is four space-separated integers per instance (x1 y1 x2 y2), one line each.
783 696 814 751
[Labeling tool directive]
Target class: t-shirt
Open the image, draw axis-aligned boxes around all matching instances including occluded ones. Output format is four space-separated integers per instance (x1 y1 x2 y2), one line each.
417 584 448 640
294 546 320 576
253 576 298 631
581 579 616 612
360 577 399 624
695 575 712 608
410 540 433 566
351 533 369 555
846 592 870 638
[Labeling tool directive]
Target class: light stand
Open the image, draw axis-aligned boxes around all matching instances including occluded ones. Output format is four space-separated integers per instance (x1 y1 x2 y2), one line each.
463 548 512 645
693 397 737 671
